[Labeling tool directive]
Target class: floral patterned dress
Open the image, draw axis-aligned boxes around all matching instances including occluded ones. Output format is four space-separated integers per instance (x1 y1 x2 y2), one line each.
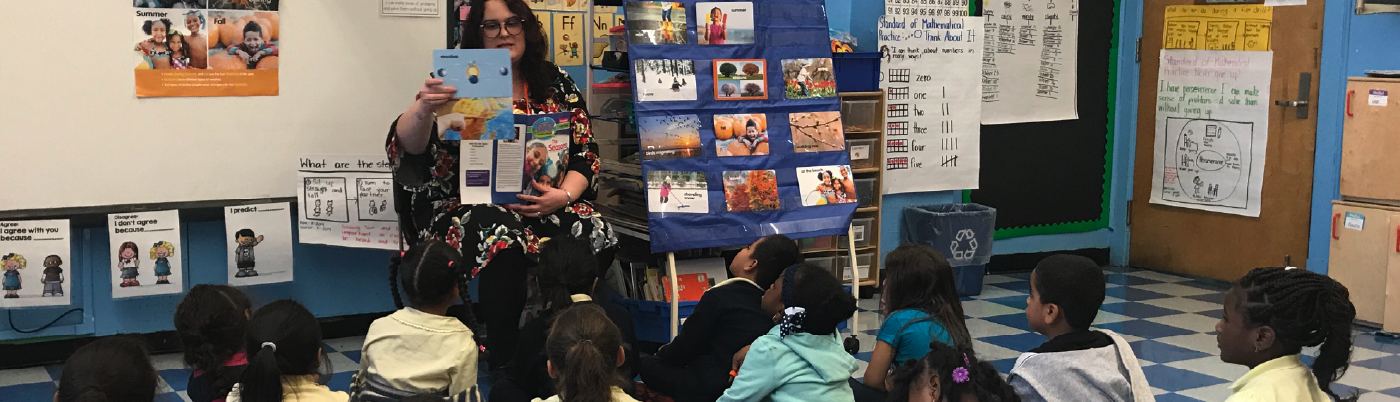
387 65 617 276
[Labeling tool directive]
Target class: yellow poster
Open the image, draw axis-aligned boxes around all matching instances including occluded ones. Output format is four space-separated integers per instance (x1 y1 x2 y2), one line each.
1163 5 1273 51
553 12 585 66
592 11 619 65
534 11 553 62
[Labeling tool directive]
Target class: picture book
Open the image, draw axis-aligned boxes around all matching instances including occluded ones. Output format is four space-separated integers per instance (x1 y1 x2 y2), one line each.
459 112 573 205
661 273 711 302
432 49 515 141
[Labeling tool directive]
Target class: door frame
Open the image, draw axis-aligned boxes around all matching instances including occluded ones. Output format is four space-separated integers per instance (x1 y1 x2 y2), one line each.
1107 0 1146 267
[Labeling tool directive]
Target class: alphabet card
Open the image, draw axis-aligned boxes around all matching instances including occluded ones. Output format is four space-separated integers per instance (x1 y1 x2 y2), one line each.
108 210 185 298
225 202 295 286
0 220 72 308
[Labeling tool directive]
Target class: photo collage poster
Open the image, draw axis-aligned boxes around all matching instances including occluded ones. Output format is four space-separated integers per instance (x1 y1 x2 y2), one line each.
131 0 280 97
108 210 186 298
626 0 857 252
0 220 72 309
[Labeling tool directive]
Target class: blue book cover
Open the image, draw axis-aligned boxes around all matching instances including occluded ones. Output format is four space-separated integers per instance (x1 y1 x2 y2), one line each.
491 113 573 204
432 49 515 141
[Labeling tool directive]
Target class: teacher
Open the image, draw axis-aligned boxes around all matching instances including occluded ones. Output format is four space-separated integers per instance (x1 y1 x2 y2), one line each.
386 0 617 370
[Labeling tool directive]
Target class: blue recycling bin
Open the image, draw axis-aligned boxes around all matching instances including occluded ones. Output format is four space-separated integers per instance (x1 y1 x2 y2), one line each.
901 204 997 296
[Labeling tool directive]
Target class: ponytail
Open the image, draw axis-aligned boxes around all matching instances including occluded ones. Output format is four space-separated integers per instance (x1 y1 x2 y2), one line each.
558 340 615 402
1237 267 1359 402
389 251 405 309
536 237 600 315
175 284 252 401
546 304 625 402
240 344 286 402
240 300 327 402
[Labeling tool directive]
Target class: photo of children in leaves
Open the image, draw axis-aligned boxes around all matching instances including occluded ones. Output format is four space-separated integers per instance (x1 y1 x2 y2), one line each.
626 1 687 45
133 10 208 70
797 165 857 206
647 171 709 214
634 59 697 102
206 10 279 70
714 59 767 100
639 114 703 160
723 170 780 212
782 58 836 99
697 2 755 44
715 114 769 157
790 111 847 153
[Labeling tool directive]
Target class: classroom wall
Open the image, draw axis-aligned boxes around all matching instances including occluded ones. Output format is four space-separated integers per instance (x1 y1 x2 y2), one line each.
1307 7 1400 274
871 0 1141 268
1 219 397 342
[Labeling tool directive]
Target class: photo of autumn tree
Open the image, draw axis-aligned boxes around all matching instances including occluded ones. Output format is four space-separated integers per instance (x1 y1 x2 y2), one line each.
723 170 780 212
714 59 766 100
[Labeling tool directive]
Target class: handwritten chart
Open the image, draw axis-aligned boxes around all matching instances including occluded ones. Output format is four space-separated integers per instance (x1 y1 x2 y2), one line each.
1150 50 1273 217
295 155 400 250
885 0 973 17
980 0 1080 124
1163 5 1272 52
878 15 983 193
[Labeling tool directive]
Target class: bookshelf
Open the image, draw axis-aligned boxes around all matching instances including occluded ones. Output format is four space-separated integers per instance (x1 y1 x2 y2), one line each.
799 91 886 289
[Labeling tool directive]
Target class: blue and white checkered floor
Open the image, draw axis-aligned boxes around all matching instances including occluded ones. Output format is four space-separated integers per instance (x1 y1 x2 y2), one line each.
8 267 1400 401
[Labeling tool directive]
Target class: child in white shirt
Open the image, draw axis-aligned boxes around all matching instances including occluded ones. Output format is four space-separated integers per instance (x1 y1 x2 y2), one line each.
351 239 481 401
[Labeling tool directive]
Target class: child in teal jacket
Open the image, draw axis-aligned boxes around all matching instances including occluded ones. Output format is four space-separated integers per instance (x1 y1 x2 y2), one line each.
720 263 859 402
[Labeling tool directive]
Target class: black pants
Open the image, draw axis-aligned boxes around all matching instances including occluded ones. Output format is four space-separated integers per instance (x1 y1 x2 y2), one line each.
638 355 727 402
849 377 888 402
476 246 619 370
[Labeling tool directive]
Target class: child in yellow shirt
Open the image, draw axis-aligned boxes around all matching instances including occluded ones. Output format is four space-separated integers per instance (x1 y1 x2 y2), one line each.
1216 267 1357 402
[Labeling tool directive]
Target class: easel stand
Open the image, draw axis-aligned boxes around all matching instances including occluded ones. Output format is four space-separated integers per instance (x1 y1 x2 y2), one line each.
661 224 864 340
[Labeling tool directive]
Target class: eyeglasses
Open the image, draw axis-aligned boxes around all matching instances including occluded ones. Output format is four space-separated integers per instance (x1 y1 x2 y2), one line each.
480 17 525 38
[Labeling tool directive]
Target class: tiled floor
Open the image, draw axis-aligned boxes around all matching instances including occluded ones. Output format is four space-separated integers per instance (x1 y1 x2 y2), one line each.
8 267 1400 401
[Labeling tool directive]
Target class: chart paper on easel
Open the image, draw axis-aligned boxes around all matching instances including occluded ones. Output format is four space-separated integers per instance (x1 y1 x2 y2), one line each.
878 15 983 194
1150 50 1273 217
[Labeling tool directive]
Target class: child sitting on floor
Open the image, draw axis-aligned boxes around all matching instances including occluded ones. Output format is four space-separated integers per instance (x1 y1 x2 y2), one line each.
228 299 347 402
853 244 972 402
888 342 1019 402
1217 267 1358 402
1007 255 1153 402
352 239 480 401
639 234 802 402
719 263 859 402
54 337 159 402
175 284 254 402
535 303 641 402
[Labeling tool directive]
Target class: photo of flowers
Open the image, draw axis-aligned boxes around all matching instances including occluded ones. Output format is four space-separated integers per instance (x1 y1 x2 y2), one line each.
781 58 836 99
789 111 846 153
723 170 780 212
714 59 766 100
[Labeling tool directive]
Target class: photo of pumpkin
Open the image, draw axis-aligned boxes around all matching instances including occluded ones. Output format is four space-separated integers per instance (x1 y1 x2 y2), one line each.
256 56 278 70
715 113 769 157
255 12 279 40
208 10 279 71
207 53 248 70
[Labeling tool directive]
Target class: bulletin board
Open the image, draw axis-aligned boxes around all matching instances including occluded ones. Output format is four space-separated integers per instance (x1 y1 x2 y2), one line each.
965 0 1119 239
0 1 443 213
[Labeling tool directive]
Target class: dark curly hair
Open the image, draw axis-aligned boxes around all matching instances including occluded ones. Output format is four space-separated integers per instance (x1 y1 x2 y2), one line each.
142 18 174 36
889 343 1019 402
56 337 158 402
459 0 559 104
174 284 253 401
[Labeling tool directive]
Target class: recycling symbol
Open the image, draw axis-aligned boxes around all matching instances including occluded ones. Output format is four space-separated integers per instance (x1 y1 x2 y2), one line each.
949 229 978 261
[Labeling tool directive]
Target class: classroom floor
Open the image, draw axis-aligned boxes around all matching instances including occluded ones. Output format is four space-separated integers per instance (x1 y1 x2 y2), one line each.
6 267 1400 401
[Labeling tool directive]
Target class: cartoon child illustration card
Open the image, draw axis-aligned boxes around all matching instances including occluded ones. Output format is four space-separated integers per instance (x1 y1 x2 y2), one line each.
224 202 295 286
107 210 185 298
0 220 72 309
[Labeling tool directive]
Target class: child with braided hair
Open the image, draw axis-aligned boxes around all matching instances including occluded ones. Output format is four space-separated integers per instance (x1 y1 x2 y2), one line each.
888 342 1019 402
1217 267 1358 402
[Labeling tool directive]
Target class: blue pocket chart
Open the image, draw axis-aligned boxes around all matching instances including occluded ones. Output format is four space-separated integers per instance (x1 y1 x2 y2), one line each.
627 0 857 253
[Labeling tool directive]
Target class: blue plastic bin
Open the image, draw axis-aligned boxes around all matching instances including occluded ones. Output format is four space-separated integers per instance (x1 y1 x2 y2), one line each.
833 52 881 93
901 204 997 296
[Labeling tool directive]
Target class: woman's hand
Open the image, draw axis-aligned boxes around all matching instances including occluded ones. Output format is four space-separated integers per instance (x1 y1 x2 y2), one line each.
513 181 571 218
416 78 458 109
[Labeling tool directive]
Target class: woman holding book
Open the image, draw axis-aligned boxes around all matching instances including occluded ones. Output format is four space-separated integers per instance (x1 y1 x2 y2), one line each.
386 0 616 372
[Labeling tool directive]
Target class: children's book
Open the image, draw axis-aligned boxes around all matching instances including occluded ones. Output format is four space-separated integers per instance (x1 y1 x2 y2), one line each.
432 49 515 141
661 273 711 302
459 112 573 205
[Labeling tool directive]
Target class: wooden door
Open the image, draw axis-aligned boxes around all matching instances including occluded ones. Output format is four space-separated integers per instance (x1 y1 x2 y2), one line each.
1130 0 1324 280
1328 201 1395 325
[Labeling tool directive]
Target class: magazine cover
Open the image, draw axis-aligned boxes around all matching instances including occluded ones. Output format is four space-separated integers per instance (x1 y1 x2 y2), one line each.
491 112 573 204
432 49 515 141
